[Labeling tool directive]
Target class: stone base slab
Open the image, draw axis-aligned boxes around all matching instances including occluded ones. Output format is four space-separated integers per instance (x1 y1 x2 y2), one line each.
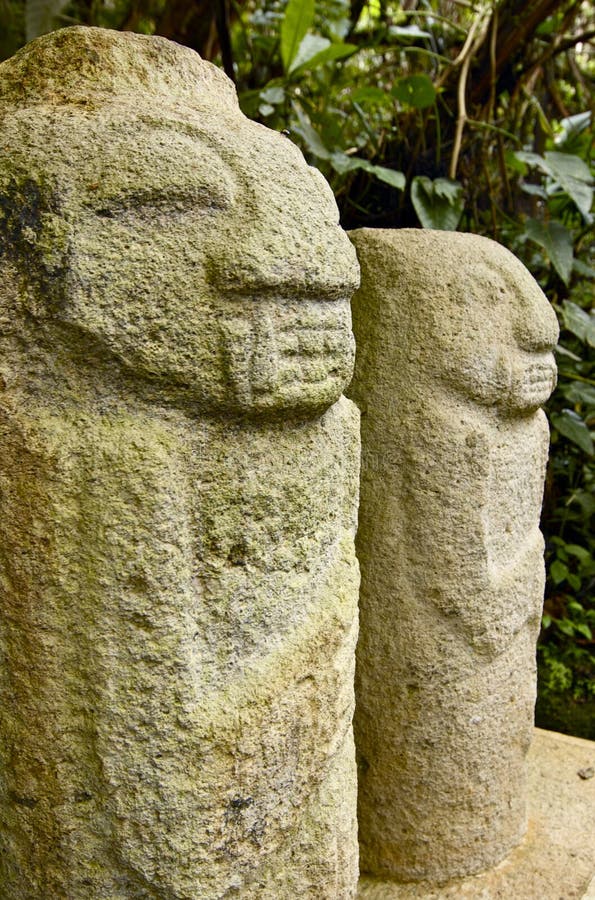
358 727 595 899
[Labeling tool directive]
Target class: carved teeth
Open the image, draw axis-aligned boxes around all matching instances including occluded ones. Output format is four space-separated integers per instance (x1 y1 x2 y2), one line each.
250 314 279 395
298 332 324 356
219 319 252 407
221 304 348 408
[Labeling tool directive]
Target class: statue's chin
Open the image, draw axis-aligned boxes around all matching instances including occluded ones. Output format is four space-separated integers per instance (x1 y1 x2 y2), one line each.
232 372 350 418
113 353 353 418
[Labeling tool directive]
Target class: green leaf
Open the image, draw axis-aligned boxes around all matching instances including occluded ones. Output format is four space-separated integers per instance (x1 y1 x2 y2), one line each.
506 149 527 175
524 219 573 284
573 258 595 279
545 151 592 184
329 151 363 174
542 614 552 629
567 601 585 614
550 409 594 455
521 183 548 200
26 0 70 39
306 41 357 69
433 178 462 203
576 623 593 641
557 619 577 637
291 38 357 73
350 87 391 105
411 176 463 231
565 544 592 565
550 177 593 222
555 343 582 361
369 165 405 190
514 151 543 169
550 558 569 584
562 300 595 346
557 619 575 637
515 150 593 221
292 103 330 159
545 151 593 222
392 75 436 109
574 489 595 518
555 112 591 151
281 0 315 73
565 382 595 407
289 34 329 72
329 154 405 190
567 573 581 591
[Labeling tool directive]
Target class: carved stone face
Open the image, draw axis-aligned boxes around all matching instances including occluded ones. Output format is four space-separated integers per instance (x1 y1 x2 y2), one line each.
0 45 358 417
427 241 559 411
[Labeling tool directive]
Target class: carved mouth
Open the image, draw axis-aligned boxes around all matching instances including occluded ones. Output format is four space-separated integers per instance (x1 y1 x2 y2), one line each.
514 356 557 406
276 321 350 385
219 299 354 410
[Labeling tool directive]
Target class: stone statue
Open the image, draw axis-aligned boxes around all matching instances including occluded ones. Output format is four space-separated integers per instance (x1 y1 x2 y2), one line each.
0 28 361 898
348 228 558 883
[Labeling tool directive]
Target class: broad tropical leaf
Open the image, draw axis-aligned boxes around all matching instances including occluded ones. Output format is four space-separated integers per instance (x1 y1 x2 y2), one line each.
281 0 315 73
411 176 463 231
524 219 574 284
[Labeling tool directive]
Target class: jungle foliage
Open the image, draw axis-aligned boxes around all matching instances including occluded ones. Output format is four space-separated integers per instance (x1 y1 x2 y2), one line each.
1 0 594 736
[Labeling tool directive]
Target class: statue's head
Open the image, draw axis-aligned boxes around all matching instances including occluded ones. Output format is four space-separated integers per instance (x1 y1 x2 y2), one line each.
425 233 559 412
0 27 359 417
351 229 558 413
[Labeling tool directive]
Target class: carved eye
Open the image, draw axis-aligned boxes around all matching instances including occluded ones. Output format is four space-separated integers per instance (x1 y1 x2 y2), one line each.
91 185 232 221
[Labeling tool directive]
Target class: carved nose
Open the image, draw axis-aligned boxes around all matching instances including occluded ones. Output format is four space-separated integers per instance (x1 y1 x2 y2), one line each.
513 291 559 352
207 224 360 301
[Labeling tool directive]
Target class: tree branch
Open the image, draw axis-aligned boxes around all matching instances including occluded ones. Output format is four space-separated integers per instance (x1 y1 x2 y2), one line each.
470 0 568 104
448 5 491 179
215 0 235 82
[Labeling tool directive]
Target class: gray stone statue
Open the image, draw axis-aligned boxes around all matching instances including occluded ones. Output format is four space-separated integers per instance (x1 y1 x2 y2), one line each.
0 27 361 898
348 228 558 882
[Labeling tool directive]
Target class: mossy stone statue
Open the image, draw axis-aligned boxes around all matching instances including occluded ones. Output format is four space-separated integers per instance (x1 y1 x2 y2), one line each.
0 27 361 899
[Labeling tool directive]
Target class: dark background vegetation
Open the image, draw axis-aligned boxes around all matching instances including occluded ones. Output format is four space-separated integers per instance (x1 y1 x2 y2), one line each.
1 0 593 737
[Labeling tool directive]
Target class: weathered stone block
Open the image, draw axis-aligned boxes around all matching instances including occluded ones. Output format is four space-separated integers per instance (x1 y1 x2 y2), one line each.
348 228 558 882
0 27 360 898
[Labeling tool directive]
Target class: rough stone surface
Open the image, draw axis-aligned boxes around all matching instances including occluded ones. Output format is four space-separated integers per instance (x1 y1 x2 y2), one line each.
357 728 595 899
348 229 559 883
0 27 361 898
